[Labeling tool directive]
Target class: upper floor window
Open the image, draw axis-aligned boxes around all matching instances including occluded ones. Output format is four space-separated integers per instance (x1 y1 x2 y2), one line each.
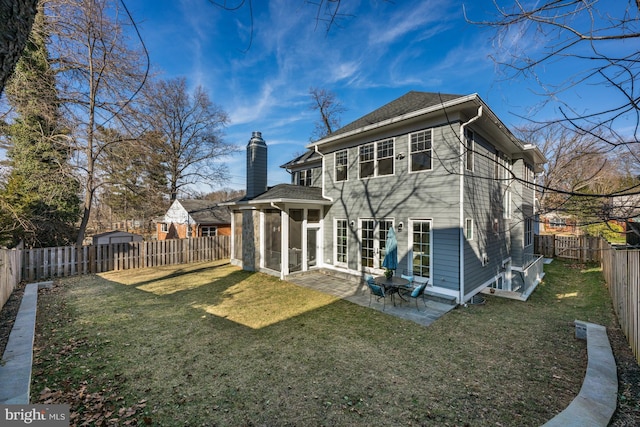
359 138 394 179
465 129 474 172
524 163 534 189
359 144 375 178
465 218 474 240
298 169 312 186
495 151 511 181
161 223 168 233
410 129 432 172
377 139 394 176
335 150 348 182
503 190 512 219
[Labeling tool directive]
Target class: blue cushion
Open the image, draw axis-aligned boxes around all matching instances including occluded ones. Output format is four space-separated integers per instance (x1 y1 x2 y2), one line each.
411 284 426 298
401 274 413 285
369 283 384 297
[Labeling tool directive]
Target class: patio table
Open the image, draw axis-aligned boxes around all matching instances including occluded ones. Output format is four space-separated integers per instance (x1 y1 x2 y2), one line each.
374 276 411 304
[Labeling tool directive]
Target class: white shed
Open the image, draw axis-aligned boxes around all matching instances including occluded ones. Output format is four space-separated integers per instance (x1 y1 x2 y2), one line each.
92 231 143 245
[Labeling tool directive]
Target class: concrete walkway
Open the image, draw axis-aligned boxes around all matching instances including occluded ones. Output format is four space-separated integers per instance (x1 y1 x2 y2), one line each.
0 281 51 404
542 320 618 427
287 271 456 327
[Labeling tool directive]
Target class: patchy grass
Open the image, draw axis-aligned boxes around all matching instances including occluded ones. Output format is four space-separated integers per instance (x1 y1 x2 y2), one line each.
31 259 617 426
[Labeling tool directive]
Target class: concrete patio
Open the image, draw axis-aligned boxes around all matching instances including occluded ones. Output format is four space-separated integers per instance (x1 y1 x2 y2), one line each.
287 270 457 327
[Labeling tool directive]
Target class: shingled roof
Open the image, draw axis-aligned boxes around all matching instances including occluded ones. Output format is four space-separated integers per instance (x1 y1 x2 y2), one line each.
326 91 464 138
280 149 322 169
250 184 330 203
178 199 231 224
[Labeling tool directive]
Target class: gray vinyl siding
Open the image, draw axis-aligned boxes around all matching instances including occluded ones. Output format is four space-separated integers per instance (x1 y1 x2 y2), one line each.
510 158 535 268
322 120 462 292
462 129 510 297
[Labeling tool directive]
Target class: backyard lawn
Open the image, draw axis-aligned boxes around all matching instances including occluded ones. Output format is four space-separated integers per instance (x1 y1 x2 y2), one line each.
29 259 635 426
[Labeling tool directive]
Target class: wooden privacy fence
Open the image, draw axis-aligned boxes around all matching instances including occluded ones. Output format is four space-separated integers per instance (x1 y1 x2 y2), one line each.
600 239 640 364
20 236 230 282
0 248 22 310
534 234 602 262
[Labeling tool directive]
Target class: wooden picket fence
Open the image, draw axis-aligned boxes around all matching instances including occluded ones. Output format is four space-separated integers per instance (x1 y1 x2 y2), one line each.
600 239 640 364
19 236 230 283
534 234 602 262
0 248 22 310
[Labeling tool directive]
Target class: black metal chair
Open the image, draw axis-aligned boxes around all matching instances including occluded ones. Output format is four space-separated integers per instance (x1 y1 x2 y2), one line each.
366 276 388 311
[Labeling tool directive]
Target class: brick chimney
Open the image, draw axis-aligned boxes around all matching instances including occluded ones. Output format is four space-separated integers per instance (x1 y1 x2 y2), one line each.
246 131 267 199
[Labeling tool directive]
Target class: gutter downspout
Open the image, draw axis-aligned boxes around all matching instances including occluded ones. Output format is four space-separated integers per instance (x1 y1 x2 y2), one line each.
459 105 482 305
314 145 334 202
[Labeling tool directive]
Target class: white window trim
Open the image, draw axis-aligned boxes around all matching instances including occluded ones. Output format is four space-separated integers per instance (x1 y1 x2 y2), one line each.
465 128 474 172
408 128 433 173
334 218 348 267
358 218 395 273
161 223 168 233
408 218 433 284
465 218 474 240
503 189 512 219
298 169 312 186
358 138 395 179
334 150 348 182
525 217 534 247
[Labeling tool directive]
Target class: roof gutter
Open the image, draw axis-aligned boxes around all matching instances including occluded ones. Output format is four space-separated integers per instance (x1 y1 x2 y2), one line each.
459 105 483 305
309 94 480 149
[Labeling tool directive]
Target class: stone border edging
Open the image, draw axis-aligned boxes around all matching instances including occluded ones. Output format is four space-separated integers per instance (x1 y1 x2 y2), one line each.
542 320 618 427
0 281 52 404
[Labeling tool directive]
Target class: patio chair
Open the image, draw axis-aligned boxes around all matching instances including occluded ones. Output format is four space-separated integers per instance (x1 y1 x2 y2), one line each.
401 273 414 287
365 276 388 311
406 283 427 311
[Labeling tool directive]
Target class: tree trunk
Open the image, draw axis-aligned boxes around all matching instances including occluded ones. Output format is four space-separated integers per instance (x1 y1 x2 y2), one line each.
0 0 39 96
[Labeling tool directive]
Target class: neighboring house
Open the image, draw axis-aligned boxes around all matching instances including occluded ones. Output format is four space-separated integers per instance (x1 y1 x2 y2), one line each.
92 231 144 245
539 213 578 235
227 92 546 304
157 199 231 240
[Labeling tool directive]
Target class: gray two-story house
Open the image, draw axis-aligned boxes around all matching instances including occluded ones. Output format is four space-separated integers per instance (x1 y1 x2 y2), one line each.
229 91 546 304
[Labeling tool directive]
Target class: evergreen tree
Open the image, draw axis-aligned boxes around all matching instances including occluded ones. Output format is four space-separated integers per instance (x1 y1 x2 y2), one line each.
0 7 80 248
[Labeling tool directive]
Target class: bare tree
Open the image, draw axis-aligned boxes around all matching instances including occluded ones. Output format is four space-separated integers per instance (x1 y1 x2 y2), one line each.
309 87 346 141
469 1 640 230
469 1 640 146
139 77 236 201
0 0 39 97
46 0 149 245
515 123 636 233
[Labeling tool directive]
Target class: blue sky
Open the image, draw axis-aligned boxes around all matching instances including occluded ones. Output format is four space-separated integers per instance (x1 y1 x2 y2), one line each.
129 0 620 193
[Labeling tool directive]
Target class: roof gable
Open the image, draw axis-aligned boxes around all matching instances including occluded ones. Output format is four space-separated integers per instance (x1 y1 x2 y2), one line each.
172 199 231 224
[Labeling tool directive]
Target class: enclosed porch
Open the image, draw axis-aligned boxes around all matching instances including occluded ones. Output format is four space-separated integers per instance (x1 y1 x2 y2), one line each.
229 184 332 279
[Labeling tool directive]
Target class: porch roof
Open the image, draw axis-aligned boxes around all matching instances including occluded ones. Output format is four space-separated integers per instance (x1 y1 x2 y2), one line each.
229 184 333 206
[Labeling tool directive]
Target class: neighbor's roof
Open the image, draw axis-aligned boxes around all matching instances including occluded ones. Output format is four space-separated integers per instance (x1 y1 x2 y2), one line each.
177 199 231 224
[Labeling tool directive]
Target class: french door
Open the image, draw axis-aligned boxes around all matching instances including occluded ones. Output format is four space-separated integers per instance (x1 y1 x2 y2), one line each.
360 219 393 271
